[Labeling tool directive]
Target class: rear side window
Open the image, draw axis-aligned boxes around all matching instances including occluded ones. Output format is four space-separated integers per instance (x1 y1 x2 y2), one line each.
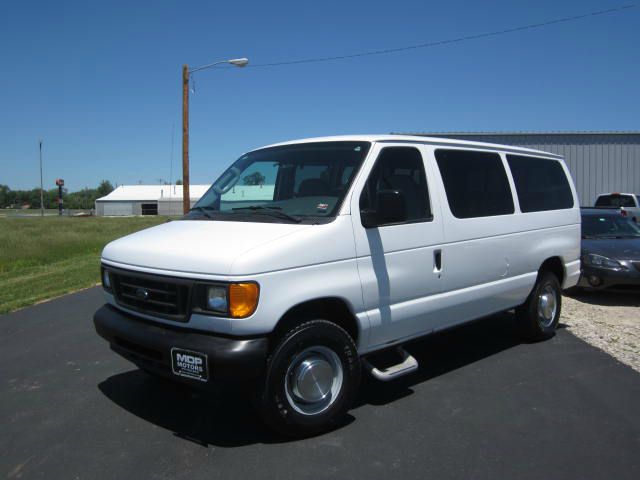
435 149 514 218
506 155 574 212
595 194 636 208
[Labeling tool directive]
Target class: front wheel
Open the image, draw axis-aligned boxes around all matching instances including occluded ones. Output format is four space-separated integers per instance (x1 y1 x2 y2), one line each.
258 320 361 437
516 271 562 341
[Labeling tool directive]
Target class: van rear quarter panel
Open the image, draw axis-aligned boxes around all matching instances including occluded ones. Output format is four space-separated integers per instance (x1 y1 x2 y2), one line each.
439 210 580 285
424 147 580 330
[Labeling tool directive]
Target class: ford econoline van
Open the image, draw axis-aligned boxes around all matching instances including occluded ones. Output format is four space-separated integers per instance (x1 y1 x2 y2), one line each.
94 135 581 436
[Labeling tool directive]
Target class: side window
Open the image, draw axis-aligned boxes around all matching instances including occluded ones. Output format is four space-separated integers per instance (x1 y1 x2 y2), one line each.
360 147 432 225
435 149 514 218
341 165 355 186
220 161 276 210
506 155 574 212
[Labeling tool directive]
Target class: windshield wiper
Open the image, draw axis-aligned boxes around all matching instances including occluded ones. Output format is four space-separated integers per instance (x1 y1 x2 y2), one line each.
232 205 301 223
189 206 215 219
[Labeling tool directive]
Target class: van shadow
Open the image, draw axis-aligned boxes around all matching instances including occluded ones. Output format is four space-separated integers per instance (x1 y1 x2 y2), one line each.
564 289 640 307
98 371 288 447
356 311 526 407
365 228 392 329
98 311 528 447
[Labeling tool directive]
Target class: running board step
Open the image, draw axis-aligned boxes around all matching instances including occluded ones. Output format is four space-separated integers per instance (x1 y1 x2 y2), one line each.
362 347 418 382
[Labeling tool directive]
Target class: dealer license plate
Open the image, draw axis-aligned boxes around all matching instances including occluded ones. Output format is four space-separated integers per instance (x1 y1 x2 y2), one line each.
170 348 209 382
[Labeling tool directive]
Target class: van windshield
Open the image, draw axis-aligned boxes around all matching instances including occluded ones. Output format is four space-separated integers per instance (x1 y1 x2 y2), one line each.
187 141 371 224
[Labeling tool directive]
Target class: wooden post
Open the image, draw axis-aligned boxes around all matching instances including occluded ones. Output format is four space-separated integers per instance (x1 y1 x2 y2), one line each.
39 140 44 217
182 64 190 215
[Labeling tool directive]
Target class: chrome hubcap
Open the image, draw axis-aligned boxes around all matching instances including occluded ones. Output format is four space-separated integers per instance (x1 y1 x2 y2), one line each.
285 346 343 416
538 284 558 327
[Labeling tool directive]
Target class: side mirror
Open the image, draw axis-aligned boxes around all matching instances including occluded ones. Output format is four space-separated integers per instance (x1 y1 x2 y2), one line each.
361 190 407 228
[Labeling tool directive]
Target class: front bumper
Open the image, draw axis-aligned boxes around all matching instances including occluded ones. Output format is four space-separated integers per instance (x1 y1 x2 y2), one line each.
577 265 640 289
94 304 269 385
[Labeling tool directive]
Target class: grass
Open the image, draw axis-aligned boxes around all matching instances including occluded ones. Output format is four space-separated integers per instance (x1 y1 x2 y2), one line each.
0 216 168 314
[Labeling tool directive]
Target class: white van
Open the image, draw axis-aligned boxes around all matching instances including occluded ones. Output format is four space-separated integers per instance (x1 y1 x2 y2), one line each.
94 135 581 436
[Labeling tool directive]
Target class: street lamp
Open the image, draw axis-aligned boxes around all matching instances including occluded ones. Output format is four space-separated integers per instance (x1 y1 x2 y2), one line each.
182 57 249 214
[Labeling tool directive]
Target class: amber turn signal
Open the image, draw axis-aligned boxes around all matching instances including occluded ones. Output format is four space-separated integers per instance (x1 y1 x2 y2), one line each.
229 283 259 318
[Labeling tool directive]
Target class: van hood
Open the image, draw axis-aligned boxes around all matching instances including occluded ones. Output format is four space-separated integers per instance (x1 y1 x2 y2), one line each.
101 219 311 276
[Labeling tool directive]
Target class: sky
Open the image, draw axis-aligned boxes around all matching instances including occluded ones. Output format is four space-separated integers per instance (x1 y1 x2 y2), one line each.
0 0 638 191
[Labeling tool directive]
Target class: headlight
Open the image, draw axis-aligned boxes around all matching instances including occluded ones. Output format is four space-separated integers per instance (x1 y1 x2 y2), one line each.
102 269 112 290
198 282 259 318
583 253 624 270
206 286 228 313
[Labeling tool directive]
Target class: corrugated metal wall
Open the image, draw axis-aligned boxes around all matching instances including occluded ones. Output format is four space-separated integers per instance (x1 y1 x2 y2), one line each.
417 133 640 205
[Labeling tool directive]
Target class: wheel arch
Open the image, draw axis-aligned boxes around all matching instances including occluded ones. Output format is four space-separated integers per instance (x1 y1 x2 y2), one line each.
539 256 565 284
270 297 361 347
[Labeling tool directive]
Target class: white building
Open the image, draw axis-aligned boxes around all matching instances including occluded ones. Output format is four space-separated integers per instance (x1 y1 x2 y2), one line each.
95 185 211 216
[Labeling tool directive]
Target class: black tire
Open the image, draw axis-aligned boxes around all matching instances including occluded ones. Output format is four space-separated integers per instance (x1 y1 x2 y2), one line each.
258 320 361 437
516 271 562 341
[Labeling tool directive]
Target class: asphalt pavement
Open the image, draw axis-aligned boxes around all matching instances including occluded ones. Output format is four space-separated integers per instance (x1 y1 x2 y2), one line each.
1 287 639 479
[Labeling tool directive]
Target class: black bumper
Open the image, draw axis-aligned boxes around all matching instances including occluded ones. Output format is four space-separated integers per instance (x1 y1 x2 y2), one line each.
578 266 640 289
93 304 268 384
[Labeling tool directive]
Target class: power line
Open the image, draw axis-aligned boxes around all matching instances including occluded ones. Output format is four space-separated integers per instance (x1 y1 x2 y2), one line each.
249 4 636 68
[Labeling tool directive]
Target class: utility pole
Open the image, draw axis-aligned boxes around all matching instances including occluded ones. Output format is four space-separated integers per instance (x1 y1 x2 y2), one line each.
181 57 248 215
39 140 44 217
55 178 64 216
182 64 190 215
169 122 175 189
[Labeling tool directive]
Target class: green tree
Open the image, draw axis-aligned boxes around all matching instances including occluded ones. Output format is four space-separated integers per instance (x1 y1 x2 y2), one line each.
0 184 10 208
45 188 58 209
97 180 114 198
242 171 266 186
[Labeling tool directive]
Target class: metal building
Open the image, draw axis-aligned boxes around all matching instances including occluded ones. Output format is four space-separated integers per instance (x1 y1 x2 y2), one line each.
95 185 210 216
402 132 640 205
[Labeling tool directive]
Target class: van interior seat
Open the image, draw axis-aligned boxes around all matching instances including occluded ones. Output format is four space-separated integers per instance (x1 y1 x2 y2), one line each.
297 178 330 197
385 174 426 219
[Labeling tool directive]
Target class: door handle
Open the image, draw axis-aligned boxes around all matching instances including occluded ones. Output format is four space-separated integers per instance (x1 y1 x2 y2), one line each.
434 249 442 272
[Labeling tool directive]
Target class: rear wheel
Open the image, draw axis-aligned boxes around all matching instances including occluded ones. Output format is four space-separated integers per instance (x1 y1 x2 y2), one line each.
516 271 562 341
258 320 360 437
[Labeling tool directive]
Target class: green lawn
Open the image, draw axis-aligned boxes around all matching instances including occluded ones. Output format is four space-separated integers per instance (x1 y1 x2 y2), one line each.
0 216 168 313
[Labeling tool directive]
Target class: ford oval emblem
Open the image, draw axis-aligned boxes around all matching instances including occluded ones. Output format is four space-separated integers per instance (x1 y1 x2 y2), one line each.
135 288 150 300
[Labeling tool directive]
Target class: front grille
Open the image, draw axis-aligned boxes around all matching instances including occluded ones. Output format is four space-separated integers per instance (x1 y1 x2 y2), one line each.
111 270 191 321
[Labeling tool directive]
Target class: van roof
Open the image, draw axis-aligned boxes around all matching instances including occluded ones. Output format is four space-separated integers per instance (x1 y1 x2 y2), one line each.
258 135 564 160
